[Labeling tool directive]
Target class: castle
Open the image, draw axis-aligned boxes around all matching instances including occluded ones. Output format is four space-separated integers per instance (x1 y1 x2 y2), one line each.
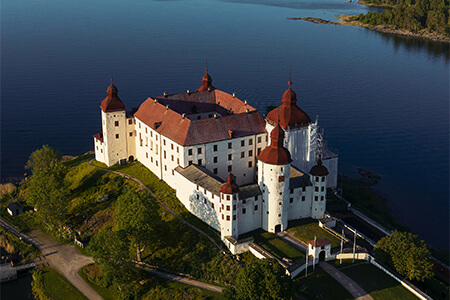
93 70 338 253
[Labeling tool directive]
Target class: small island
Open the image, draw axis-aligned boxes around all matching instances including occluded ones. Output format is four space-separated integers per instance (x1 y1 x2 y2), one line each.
290 0 450 43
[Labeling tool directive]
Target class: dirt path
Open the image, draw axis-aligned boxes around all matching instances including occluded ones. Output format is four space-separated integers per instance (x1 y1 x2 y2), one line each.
320 262 373 300
0 218 101 300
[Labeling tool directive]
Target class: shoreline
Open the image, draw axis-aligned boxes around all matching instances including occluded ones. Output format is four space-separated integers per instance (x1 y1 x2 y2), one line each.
288 16 450 43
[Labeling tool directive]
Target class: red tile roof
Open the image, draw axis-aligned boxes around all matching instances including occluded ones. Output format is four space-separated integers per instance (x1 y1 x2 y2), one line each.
257 122 292 165
309 238 331 247
309 159 329 176
133 90 266 146
100 82 126 112
220 173 240 194
93 132 104 142
267 81 311 130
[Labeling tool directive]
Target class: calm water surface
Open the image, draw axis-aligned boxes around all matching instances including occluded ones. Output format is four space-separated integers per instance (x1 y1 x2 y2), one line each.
2 0 449 250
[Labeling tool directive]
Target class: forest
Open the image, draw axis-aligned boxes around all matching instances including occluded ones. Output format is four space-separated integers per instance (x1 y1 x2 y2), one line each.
354 0 450 37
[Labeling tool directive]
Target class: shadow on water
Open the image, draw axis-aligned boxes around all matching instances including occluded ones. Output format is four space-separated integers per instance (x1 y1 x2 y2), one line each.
375 30 450 61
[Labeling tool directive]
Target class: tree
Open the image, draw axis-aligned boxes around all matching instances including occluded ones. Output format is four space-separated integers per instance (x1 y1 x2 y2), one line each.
24 146 68 227
375 231 434 281
25 145 61 171
114 189 160 261
224 259 293 300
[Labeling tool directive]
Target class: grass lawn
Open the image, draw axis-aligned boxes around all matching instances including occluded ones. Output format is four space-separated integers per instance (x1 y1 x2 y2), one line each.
335 261 419 300
250 229 305 261
79 264 224 300
39 267 87 300
287 218 341 248
293 266 353 300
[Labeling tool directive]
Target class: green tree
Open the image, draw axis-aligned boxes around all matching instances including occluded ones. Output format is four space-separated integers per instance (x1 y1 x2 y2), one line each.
25 145 61 171
24 146 68 227
375 231 434 281
114 189 160 262
224 259 293 299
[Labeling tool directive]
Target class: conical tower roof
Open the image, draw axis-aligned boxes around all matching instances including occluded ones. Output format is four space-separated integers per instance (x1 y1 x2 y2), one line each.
100 78 125 112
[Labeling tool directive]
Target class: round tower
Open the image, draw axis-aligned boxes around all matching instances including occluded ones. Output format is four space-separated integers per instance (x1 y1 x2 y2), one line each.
309 159 328 219
257 121 292 233
100 78 127 167
219 173 239 240
196 68 215 92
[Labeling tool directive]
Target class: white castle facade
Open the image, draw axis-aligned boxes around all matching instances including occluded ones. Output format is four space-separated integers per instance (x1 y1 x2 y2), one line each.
94 71 338 253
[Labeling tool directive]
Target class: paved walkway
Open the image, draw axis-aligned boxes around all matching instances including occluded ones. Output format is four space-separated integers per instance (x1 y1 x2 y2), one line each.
0 218 101 300
320 262 373 300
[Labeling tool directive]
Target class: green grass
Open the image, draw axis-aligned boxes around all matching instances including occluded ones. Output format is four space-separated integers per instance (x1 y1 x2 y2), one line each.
337 261 419 300
34 267 87 300
250 229 305 261
0 227 40 263
293 266 353 300
79 264 115 300
287 218 341 248
79 263 224 300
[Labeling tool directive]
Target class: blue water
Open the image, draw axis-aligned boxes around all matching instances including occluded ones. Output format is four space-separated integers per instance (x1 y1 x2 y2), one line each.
2 0 448 250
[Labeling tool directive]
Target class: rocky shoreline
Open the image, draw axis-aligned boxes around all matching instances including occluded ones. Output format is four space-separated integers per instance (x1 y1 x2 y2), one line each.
288 16 450 43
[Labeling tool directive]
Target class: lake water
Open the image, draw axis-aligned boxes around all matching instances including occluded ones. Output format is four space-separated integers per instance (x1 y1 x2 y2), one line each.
2 0 448 250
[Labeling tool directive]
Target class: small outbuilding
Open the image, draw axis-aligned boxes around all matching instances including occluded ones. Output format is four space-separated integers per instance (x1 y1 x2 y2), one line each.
7 202 23 216
309 238 332 263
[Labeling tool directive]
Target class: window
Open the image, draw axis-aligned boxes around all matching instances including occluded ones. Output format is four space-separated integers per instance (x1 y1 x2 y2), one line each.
213 145 218 152
233 205 236 210
101 149 103 153
171 155 174 161
255 205 258 211
278 214 281 217
115 121 119 126
226 215 230 221
151 157 153 163
198 148 202 154
290 198 293 203
227 206 230 211
156 135 158 141
249 139 253 145
139 123 141 128
257 147 261 155
197 185 199 191
315 186 319 192
228 154 232 161
321 196 324 201
321 186 325 192
222 214 224 220
128 119 132 125
243 208 246 214
227 195 230 200
241 140 245 147
248 150 253 157
156 161 158 166
204 198 207 204
241 152 245 158
248 161 252 168
302 196 306 201
228 165 232 172
315 196 318 201
279 202 282 205
212 194 214 199
322 177 325 182
258 136 262 143
198 159 202 165
290 189 294 194
129 132 133 137
243 199 246 204
177 146 179 153
197 116 201 120
150 131 153 137
163 139 166 146
177 158 179 164
189 160 193 165
212 203 214 208
188 149 193 155
233 215 236 220
196 194 200 200
164 165 167 171
316 177 319 182
146 152 148 158
145 127 147 133
213 156 218 163
228 142 232 149
213 168 218 174
171 144 174 150
222 204 224 209
115 134 119 139
164 151 166 159
172 170 174 176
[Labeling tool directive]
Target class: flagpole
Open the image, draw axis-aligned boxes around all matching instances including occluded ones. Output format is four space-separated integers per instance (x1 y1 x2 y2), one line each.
313 236 316 271
305 244 308 278
353 229 357 263
340 229 344 264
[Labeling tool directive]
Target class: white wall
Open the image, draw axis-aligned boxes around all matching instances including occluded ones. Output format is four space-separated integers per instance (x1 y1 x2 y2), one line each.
311 174 327 219
258 161 290 233
287 186 314 220
237 195 262 235
102 110 128 166
322 157 338 188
